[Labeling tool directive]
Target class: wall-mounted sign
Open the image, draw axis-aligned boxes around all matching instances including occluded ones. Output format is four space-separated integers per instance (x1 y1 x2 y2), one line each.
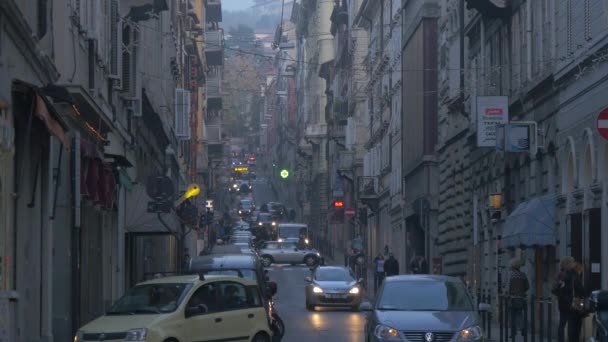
234 167 249 172
597 107 608 141
476 96 508 147
496 121 538 154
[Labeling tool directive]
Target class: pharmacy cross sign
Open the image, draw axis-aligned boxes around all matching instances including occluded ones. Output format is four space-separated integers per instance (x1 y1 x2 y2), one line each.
598 107 608 141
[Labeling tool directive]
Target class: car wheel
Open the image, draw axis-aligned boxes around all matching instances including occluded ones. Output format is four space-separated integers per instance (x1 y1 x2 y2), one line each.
252 332 271 342
306 302 315 311
261 255 273 267
304 255 317 267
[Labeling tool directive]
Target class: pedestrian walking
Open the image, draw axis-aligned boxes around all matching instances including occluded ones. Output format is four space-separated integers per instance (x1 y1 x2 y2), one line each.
374 254 385 292
410 255 428 274
552 256 575 342
506 258 529 338
564 261 589 342
384 253 399 276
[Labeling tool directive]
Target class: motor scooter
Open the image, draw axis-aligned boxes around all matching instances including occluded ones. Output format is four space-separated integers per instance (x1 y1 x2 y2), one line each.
267 281 285 341
589 290 608 342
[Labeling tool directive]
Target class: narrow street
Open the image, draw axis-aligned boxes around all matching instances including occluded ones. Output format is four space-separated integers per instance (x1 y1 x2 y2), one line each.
269 265 366 342
252 180 366 342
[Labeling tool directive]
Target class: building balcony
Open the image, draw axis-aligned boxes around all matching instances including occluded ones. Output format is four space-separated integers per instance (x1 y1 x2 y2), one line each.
358 176 379 211
205 124 222 146
330 125 345 139
465 0 510 18
206 73 222 109
205 0 222 22
304 124 327 144
205 30 224 66
337 151 354 172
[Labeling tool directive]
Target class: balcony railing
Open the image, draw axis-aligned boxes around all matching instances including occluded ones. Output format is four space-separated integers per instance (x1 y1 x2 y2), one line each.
205 30 224 65
358 176 379 198
337 151 354 171
206 73 222 109
205 0 222 22
205 125 222 145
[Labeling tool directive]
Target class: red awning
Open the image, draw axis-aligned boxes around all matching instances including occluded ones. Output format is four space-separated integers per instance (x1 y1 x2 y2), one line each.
35 94 70 149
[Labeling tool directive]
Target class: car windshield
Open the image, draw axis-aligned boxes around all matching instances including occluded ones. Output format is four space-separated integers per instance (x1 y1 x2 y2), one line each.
279 225 306 238
377 281 473 311
258 214 272 222
315 268 354 282
107 283 190 314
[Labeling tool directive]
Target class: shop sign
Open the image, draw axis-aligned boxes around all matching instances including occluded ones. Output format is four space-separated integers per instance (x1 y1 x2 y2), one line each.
476 96 508 147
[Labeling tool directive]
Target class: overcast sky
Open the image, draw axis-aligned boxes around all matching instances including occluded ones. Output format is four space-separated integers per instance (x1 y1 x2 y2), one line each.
223 0 255 11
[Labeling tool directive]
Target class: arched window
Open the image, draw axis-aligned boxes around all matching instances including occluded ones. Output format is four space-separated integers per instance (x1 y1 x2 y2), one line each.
581 146 592 189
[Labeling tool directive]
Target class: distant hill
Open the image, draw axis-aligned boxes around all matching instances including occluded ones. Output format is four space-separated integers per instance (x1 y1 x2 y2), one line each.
223 9 281 31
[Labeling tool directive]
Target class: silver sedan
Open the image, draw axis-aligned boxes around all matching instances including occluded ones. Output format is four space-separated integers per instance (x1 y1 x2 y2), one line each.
304 266 364 311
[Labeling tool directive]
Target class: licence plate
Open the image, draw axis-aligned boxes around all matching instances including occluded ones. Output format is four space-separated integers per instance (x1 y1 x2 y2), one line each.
325 293 347 299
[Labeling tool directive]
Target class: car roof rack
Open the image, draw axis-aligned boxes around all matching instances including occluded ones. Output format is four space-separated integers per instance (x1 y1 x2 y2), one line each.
196 267 245 281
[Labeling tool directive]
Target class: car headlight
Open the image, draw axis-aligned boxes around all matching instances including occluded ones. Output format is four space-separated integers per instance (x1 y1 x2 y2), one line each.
74 331 83 342
313 286 323 293
374 324 400 340
239 210 242 214
277 238 283 242
305 239 309 244
125 328 147 341
316 252 321 257
349 287 360 294
272 222 276 226
259 222 263 226
458 326 483 341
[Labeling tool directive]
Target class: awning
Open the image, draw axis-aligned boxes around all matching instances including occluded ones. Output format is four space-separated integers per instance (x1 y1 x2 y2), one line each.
125 184 180 234
502 194 557 248
36 94 70 148
118 169 134 192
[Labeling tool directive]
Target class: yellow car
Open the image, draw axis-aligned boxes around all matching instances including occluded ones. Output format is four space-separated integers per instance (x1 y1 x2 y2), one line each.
74 274 274 342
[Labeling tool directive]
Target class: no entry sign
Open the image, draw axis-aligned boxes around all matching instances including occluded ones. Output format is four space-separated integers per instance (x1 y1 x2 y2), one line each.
597 107 608 141
345 207 355 218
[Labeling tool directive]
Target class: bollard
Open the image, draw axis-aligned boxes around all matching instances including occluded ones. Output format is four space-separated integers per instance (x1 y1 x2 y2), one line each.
498 292 505 342
510 296 516 342
547 298 553 342
488 293 493 341
481 289 487 333
523 298 528 342
539 297 544 342
530 294 536 342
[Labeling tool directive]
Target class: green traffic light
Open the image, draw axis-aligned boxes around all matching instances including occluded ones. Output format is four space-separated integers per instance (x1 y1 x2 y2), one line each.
280 169 289 179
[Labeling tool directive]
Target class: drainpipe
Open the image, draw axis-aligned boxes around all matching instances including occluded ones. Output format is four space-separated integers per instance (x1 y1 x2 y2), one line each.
71 133 82 335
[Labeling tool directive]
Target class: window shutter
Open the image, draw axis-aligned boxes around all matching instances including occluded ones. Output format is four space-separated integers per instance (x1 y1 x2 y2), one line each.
109 0 122 88
175 88 191 139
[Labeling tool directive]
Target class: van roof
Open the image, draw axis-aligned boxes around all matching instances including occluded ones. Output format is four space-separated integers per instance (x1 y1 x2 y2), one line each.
137 274 258 286
190 254 259 270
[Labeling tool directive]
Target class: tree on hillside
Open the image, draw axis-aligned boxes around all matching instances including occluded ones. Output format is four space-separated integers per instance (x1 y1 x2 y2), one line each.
222 54 266 137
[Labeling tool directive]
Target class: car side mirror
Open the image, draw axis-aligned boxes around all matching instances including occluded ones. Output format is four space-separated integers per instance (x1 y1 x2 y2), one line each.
358 278 364 284
478 303 491 312
304 276 312 282
359 302 373 311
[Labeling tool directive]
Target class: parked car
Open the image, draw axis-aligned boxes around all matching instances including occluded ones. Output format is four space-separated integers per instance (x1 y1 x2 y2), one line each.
189 254 270 297
360 275 489 342
74 274 273 342
304 266 364 311
257 241 321 267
